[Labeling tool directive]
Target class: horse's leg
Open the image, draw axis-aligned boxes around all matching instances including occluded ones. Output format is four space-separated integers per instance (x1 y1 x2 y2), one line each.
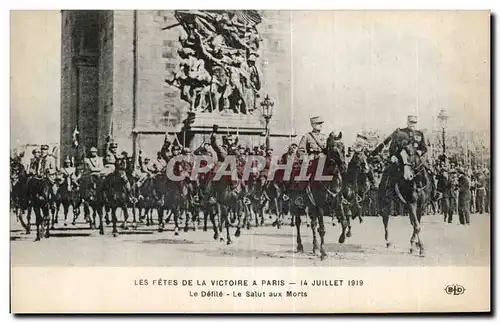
120 203 130 230
105 205 111 225
131 203 137 228
173 207 180 236
157 207 164 232
295 207 304 253
343 202 352 239
82 202 90 226
184 203 190 233
50 202 57 230
318 207 327 260
34 207 41 241
245 204 251 230
217 204 223 233
359 196 366 223
202 206 208 232
337 201 348 244
416 201 425 256
112 206 118 237
381 199 391 248
310 210 319 255
63 201 69 226
275 198 282 229
52 200 58 226
43 205 51 238
210 207 219 240
408 202 419 254
95 204 103 235
224 209 232 245
26 206 32 234
19 206 29 234
144 207 149 226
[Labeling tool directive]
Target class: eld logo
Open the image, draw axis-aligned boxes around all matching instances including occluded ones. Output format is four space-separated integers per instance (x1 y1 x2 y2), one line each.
445 285 466 295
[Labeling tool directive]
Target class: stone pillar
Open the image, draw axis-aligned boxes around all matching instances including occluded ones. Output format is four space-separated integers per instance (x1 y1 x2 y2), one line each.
111 10 135 153
97 11 114 153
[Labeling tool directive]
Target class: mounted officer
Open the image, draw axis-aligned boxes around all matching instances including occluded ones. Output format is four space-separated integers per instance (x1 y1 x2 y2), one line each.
371 115 428 200
83 147 104 177
103 141 119 175
298 116 327 157
38 145 58 182
372 115 427 162
60 156 79 188
28 148 41 175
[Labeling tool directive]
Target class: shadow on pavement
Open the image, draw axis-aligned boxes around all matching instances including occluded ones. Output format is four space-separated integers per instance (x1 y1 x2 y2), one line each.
142 238 197 245
49 232 91 238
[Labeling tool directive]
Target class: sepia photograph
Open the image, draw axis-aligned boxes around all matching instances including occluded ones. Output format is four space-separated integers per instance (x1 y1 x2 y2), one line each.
10 9 491 313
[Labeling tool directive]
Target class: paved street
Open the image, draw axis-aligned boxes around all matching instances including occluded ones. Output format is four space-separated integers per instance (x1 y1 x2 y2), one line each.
10 211 490 267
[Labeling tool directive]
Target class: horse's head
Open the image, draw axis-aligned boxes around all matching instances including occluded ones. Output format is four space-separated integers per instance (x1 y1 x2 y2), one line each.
326 131 346 172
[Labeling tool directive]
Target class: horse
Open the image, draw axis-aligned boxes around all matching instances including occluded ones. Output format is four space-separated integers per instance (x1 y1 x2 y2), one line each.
340 149 374 237
134 174 158 226
10 160 32 233
54 170 82 227
297 132 347 260
154 165 192 235
81 173 105 234
103 157 134 237
27 175 55 241
377 143 434 256
211 177 246 244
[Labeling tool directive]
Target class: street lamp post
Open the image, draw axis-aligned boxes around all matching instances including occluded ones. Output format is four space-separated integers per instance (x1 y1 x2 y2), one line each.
260 95 274 150
437 109 449 156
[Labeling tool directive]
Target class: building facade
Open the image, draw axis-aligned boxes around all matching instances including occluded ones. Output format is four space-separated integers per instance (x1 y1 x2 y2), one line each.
60 10 295 163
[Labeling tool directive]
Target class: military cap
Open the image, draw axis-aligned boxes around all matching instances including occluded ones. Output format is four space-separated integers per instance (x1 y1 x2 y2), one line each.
40 144 49 150
310 116 324 125
64 156 71 163
110 143 118 148
290 143 298 148
248 53 257 62
407 115 418 123
89 147 98 152
172 145 181 151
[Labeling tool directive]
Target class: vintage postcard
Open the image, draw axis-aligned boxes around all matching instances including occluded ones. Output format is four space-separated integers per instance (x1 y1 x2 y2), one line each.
10 10 491 313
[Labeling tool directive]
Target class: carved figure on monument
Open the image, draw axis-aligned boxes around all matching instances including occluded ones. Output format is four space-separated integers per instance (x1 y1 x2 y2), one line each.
166 10 263 114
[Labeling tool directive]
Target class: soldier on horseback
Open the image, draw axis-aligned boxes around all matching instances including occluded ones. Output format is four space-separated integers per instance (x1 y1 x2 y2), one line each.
60 156 78 187
298 116 328 157
83 147 104 177
371 115 428 199
38 145 58 179
28 148 41 175
371 115 432 255
103 142 119 175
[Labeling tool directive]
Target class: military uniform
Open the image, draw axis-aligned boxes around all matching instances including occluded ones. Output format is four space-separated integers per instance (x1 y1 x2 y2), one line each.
372 116 427 208
298 130 327 156
28 156 40 175
437 170 454 223
388 128 427 159
102 143 118 175
457 169 471 225
83 154 104 176
38 149 57 177
475 171 486 214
